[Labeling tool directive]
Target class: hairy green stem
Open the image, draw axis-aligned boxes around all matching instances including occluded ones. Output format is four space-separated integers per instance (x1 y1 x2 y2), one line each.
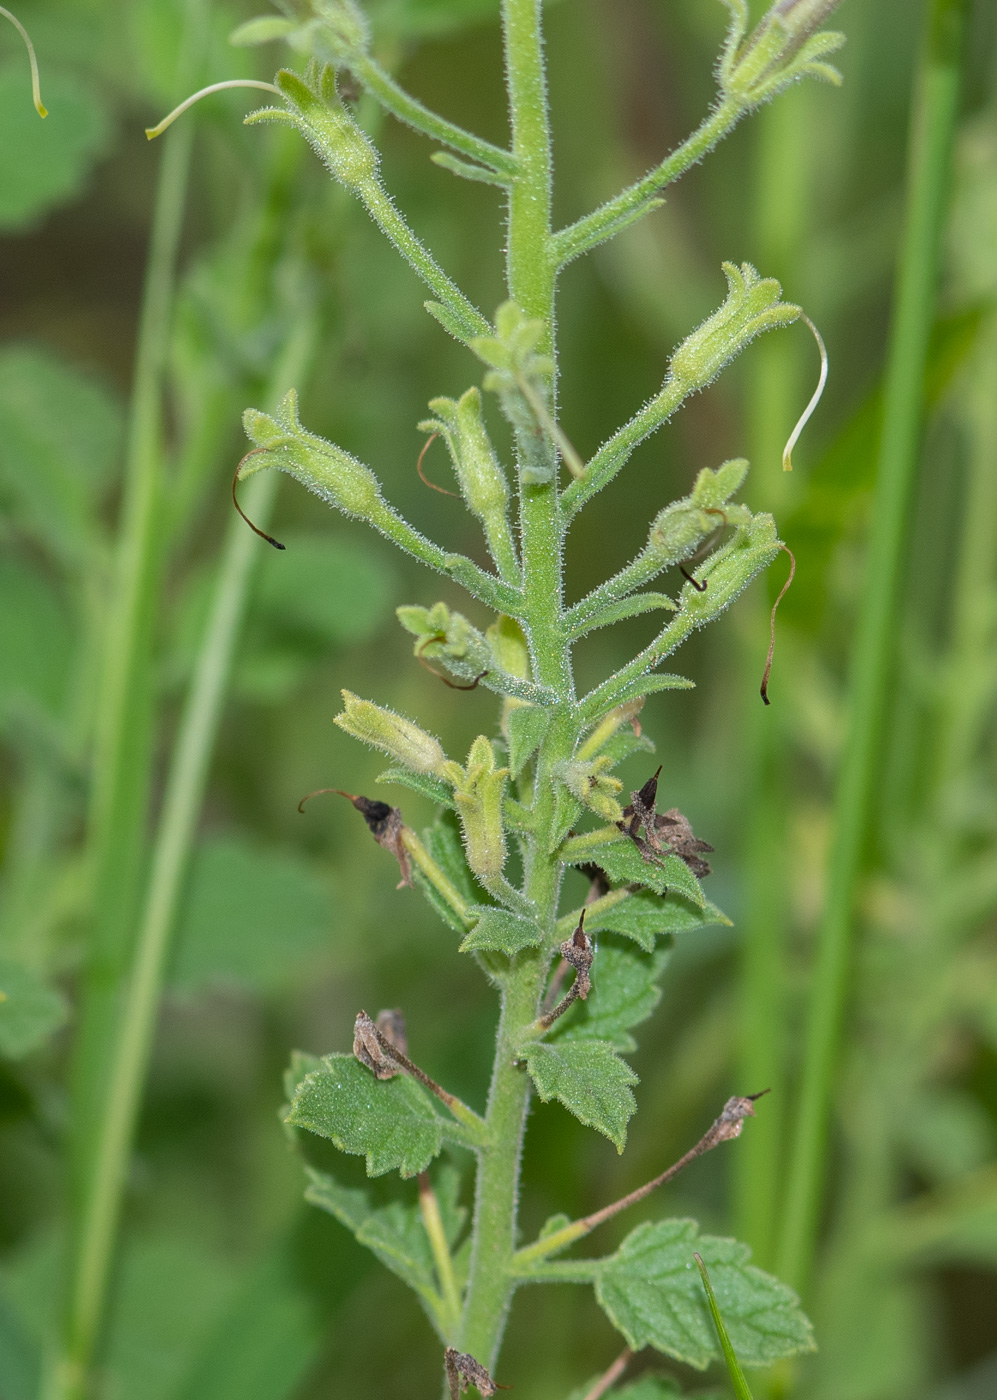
552 99 741 267
777 0 968 1297
353 52 518 176
458 0 572 1370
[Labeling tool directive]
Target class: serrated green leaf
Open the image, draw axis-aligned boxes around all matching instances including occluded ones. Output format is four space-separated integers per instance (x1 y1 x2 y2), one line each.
378 766 456 810
506 705 552 777
460 908 542 955
304 1163 466 1338
557 941 671 1051
565 840 706 907
0 958 67 1059
523 1039 638 1151
171 839 333 992
584 890 730 953
598 730 657 768
595 1220 815 1369
288 1053 471 1177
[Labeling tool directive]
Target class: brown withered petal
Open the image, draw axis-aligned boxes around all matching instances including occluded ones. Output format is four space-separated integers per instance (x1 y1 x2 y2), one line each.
445 1347 504 1399
353 1010 401 1079
351 795 413 888
654 807 714 878
560 915 594 1001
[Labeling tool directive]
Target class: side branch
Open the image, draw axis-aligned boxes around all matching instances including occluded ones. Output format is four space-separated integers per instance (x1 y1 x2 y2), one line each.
561 379 687 522
551 100 740 270
353 53 519 177
511 1095 762 1270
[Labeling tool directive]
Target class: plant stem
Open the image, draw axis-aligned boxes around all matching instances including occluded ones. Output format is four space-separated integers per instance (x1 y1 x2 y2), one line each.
458 0 572 1370
419 1173 464 1338
777 0 968 1297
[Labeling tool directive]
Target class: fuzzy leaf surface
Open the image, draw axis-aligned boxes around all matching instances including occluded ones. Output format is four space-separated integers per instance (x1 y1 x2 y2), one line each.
523 1039 638 1151
287 1053 471 1177
565 840 706 907
584 889 730 953
460 908 542 955
506 705 551 777
378 766 456 810
596 1220 815 1369
557 941 671 1051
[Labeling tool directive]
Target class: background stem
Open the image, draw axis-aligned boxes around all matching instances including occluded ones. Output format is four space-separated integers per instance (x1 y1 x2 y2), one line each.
777 0 968 1297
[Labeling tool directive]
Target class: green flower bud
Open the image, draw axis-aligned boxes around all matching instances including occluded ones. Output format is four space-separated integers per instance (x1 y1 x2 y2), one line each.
396 602 492 679
276 68 378 192
312 0 370 61
555 757 624 825
722 0 844 105
453 736 509 882
677 513 781 628
472 302 556 485
334 691 450 776
577 698 645 763
668 263 800 394
422 387 509 525
241 389 383 520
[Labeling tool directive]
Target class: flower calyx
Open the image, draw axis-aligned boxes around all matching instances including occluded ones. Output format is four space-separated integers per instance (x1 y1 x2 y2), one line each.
669 263 801 396
452 737 510 886
445 1347 506 1400
353 1009 408 1079
242 389 383 520
334 691 452 781
471 301 556 484
719 0 845 109
555 757 625 825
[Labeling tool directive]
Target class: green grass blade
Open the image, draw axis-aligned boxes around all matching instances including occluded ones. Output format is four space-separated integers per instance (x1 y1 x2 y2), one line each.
694 1253 754 1400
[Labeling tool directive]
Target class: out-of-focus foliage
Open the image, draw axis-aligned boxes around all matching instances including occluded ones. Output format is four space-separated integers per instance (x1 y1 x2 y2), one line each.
0 0 995 1398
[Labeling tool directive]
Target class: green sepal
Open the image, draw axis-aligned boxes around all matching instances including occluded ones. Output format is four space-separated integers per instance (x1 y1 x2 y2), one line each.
572 591 677 638
431 150 512 186
583 889 731 953
555 940 672 1052
460 907 543 956
563 838 707 908
549 786 583 854
597 730 657 770
590 675 695 716
595 1219 815 1369
425 299 477 344
506 704 552 778
521 1039 638 1152
668 263 800 395
377 766 456 810
287 1053 477 1178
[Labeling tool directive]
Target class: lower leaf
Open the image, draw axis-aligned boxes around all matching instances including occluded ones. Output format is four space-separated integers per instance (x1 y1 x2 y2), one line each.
522 1039 638 1152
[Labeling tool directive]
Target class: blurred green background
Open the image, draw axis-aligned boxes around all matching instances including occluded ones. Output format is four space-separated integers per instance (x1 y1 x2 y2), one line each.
1 0 997 1397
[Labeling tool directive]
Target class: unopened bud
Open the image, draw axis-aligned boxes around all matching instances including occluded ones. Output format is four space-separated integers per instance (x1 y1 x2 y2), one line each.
397 602 492 678
334 691 450 776
678 513 781 626
555 757 624 824
422 388 509 526
241 389 383 520
669 263 800 393
275 68 378 191
453 736 509 883
723 0 844 105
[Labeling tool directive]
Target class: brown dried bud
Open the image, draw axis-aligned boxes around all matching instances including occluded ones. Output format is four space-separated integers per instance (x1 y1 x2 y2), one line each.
706 1091 768 1147
559 916 594 1002
618 769 713 878
353 1010 401 1079
445 1347 504 1399
347 793 413 887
